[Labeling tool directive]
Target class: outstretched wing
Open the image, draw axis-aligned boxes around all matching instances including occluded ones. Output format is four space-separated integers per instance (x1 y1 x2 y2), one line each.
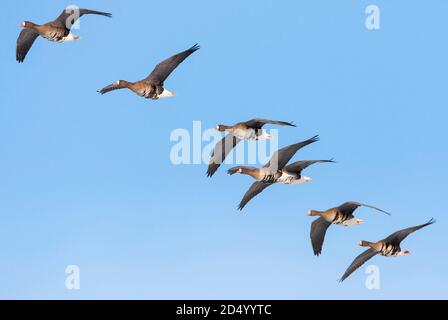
337 201 391 216
146 44 200 85
243 118 295 128
16 29 39 63
264 135 319 171
340 248 378 282
383 218 435 246
310 217 332 256
207 134 241 177
284 159 334 175
237 181 273 210
55 8 112 29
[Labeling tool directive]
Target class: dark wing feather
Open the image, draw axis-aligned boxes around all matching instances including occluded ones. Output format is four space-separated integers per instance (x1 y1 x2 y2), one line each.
146 44 200 85
310 217 332 256
207 134 241 177
264 135 319 171
55 8 112 29
284 159 334 174
337 201 391 216
383 218 435 246
340 248 378 282
243 118 295 128
237 181 273 210
16 29 39 63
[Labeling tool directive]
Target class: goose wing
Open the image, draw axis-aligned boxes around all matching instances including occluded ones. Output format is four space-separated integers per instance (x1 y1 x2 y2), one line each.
284 159 334 175
243 118 295 128
237 181 273 210
55 8 111 29
340 248 378 282
264 135 319 172
383 218 435 246
207 134 241 177
337 201 391 216
16 29 39 63
146 44 200 86
310 217 332 256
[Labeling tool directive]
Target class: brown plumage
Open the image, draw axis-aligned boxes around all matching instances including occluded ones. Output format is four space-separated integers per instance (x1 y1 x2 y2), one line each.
308 201 391 256
16 8 112 62
226 136 335 210
340 218 435 282
207 118 295 177
99 44 200 100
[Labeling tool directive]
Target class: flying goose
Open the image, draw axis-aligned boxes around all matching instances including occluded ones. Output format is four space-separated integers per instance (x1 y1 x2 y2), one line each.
227 136 334 210
308 202 391 256
207 118 296 177
99 44 200 100
340 218 435 282
17 8 112 62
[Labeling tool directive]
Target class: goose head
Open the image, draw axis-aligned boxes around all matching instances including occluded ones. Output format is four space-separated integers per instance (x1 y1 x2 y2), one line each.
20 21 32 28
215 125 227 132
307 210 320 216
359 240 373 247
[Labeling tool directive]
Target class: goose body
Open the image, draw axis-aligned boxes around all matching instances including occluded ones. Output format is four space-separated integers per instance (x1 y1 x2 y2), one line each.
308 201 391 256
340 218 435 282
16 8 112 62
227 136 335 210
206 118 296 177
276 170 311 185
99 44 199 100
376 242 405 257
227 127 271 141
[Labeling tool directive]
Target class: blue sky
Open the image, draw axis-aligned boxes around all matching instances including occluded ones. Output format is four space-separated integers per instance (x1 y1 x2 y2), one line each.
0 0 447 299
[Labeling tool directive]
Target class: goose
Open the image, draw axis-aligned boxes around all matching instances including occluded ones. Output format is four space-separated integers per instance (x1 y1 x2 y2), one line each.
340 218 435 282
308 202 391 256
227 136 334 210
99 44 200 100
207 118 296 177
16 7 112 62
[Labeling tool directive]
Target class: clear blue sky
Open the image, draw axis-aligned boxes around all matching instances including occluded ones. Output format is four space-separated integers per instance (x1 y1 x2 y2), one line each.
0 0 447 299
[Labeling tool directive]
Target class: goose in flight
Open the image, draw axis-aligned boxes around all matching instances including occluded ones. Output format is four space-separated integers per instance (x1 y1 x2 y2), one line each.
308 201 391 256
340 218 435 282
227 136 334 210
207 118 296 177
99 44 200 100
16 7 112 62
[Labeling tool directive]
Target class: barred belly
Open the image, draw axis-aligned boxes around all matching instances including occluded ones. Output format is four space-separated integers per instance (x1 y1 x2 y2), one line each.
380 243 401 257
332 212 352 225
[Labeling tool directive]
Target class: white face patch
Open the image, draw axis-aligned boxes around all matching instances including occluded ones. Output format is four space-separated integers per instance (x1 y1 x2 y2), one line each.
115 80 120 85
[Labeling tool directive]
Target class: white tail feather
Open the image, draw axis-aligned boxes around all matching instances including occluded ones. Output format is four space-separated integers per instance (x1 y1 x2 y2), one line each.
61 33 80 42
256 133 273 140
158 89 175 99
